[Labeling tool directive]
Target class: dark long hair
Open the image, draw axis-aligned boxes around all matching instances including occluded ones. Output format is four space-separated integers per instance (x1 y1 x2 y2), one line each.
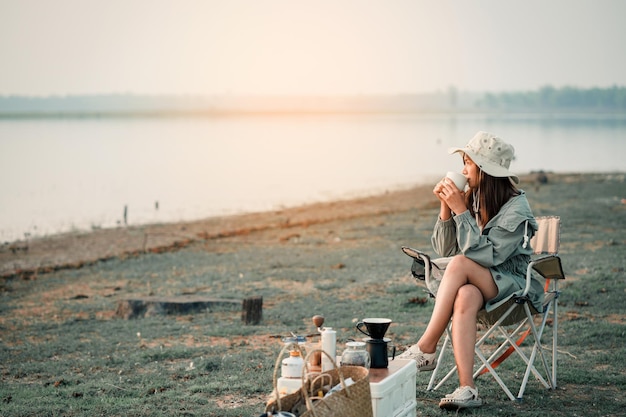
466 172 520 225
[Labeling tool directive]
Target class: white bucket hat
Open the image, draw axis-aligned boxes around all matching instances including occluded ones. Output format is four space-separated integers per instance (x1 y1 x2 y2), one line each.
449 131 519 184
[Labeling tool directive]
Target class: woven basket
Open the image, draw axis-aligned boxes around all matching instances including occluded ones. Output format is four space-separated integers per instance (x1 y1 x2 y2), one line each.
266 346 373 417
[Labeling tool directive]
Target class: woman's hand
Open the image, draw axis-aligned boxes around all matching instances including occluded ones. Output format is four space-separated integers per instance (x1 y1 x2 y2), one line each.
434 177 467 215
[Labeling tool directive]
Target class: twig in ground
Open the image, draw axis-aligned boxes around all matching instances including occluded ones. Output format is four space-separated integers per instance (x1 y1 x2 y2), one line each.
106 383 129 391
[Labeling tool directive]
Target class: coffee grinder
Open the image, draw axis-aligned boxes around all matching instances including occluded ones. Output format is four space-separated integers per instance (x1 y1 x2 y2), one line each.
356 318 396 368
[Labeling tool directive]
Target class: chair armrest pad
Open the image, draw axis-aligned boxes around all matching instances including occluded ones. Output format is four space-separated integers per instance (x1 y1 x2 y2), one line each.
401 246 430 261
531 255 565 280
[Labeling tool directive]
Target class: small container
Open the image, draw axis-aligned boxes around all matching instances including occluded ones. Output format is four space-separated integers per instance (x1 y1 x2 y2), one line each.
281 350 304 378
340 341 371 369
320 327 336 372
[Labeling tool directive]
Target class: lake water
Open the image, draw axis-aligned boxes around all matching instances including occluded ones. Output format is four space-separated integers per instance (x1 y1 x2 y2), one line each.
1 112 624 242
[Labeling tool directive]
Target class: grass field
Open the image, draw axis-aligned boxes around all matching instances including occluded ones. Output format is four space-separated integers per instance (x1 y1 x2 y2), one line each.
1 173 625 416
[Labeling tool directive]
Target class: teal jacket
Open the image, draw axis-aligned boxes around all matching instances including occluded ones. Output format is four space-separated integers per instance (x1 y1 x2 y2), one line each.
431 191 544 313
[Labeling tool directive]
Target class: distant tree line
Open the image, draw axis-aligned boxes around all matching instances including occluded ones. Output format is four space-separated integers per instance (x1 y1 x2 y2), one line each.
1 86 625 116
477 85 626 110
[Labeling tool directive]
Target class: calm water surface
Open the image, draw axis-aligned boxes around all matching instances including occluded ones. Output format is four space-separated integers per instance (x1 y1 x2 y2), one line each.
1 113 624 242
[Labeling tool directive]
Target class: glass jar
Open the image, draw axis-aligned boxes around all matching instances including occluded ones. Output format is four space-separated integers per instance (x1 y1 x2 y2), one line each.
340 341 370 369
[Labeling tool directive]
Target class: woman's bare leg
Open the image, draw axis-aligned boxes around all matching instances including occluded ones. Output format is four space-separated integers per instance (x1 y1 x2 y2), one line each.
417 255 497 353
452 284 484 387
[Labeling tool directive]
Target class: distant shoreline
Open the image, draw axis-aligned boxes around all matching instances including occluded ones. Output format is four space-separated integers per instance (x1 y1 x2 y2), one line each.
3 108 626 120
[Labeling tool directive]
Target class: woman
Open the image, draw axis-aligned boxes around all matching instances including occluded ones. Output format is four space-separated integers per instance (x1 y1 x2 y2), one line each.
398 131 543 410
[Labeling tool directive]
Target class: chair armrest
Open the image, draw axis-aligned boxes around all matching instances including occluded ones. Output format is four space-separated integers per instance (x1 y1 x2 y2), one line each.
523 255 565 296
401 246 431 262
401 246 450 297
401 246 431 280
532 255 566 280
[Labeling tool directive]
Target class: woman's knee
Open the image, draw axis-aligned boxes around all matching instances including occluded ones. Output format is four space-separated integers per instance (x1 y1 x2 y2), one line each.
446 255 497 299
454 285 483 315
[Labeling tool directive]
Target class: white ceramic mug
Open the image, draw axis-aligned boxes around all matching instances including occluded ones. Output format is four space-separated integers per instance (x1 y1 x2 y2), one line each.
445 171 467 190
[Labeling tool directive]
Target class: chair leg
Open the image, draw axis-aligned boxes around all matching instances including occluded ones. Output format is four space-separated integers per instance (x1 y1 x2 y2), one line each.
531 303 556 389
474 305 555 400
474 345 518 401
475 318 530 376
517 303 555 398
552 289 559 389
428 327 454 391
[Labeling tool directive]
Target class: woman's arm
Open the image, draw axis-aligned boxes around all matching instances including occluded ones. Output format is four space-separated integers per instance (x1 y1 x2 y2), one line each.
431 217 459 257
431 177 466 256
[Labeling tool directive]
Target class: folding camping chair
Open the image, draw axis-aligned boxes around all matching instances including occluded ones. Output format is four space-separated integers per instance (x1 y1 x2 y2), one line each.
401 216 565 401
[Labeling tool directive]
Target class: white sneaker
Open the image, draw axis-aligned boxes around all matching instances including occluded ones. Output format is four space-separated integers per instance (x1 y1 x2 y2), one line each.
439 386 483 410
397 345 437 371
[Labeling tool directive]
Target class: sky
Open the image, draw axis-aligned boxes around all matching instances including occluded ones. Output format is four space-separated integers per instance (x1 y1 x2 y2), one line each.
1 0 625 97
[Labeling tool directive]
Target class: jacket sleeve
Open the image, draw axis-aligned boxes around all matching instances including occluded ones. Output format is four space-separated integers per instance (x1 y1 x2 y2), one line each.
453 210 529 268
431 217 460 257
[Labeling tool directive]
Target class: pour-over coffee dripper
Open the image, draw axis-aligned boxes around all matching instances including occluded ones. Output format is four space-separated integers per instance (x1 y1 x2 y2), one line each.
356 318 392 340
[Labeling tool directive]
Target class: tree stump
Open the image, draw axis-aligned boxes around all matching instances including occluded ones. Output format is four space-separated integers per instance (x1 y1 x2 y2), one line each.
242 296 263 325
115 296 240 319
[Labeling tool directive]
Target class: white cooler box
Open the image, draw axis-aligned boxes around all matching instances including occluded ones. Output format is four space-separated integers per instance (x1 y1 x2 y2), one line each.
368 359 417 417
